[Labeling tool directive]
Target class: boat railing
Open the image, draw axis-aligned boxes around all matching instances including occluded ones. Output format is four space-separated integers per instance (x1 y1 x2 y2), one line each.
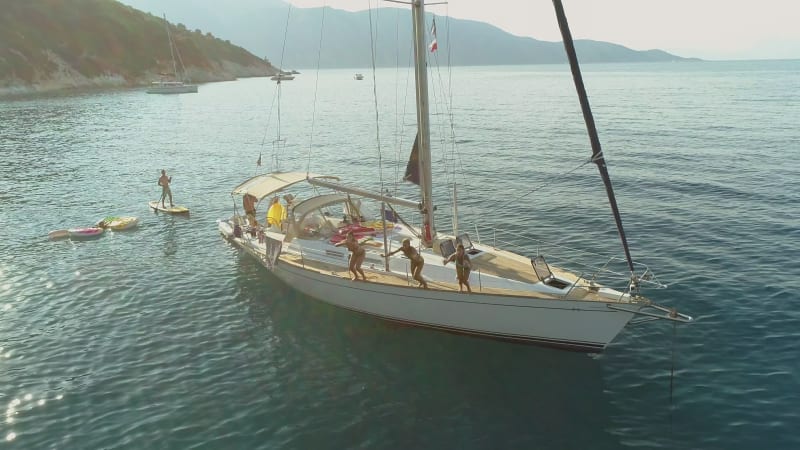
468 224 666 293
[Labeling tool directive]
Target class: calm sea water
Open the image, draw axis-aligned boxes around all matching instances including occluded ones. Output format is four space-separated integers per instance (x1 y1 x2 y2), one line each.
1 60 799 449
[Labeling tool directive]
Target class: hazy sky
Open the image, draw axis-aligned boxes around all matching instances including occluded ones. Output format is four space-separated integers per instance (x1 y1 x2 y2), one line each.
287 0 800 60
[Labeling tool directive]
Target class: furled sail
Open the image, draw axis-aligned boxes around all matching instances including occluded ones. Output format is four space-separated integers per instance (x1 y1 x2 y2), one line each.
552 0 636 277
403 133 421 185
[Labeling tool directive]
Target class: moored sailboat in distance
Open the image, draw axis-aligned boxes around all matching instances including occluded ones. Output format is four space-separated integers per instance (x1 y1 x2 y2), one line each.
271 70 296 82
270 74 295 82
217 1 692 352
147 78 197 94
146 14 197 94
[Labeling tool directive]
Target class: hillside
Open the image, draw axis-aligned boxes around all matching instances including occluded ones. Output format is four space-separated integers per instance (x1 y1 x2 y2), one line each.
0 0 277 97
119 0 695 69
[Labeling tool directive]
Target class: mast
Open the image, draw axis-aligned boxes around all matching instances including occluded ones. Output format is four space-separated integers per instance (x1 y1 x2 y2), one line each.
163 14 178 81
275 79 282 171
551 0 636 276
452 182 459 236
411 0 436 247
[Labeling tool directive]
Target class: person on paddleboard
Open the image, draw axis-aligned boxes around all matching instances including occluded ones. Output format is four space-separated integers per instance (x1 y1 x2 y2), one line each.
158 169 174 208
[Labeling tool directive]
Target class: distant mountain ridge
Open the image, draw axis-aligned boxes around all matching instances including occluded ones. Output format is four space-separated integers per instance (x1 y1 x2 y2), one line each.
119 0 694 69
0 0 276 97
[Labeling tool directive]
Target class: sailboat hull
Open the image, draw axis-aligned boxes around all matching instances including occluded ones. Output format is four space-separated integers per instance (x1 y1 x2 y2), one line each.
146 83 198 94
220 223 635 353
272 261 632 352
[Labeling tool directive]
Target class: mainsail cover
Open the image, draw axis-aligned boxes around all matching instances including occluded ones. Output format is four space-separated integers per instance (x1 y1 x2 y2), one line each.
403 133 421 185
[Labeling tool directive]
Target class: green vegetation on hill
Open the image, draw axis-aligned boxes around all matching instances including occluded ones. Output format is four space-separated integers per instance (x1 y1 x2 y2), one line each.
0 0 275 91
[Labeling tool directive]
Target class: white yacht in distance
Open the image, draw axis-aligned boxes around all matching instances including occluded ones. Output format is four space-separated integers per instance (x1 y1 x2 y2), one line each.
146 79 197 94
146 14 197 94
270 73 295 82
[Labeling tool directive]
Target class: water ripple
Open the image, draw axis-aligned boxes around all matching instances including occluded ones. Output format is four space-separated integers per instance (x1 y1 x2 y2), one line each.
1 62 799 449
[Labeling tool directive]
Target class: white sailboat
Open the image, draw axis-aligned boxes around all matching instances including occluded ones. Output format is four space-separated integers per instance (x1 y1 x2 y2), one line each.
146 14 198 94
271 72 296 82
217 1 692 352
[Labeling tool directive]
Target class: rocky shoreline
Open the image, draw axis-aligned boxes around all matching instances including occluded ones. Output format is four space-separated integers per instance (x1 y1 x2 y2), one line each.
0 59 273 99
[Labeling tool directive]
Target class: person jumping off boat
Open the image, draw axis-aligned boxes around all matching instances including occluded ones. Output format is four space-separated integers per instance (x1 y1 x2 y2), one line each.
158 169 173 208
443 243 472 293
382 238 428 289
335 231 367 281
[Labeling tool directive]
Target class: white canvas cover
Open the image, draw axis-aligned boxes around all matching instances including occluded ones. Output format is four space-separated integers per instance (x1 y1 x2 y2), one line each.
230 172 338 201
291 193 350 221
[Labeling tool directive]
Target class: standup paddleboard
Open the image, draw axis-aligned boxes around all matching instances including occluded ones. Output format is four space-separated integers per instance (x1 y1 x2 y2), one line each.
149 201 189 214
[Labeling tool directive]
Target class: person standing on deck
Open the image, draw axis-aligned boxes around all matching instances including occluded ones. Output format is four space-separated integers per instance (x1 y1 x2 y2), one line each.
157 169 173 208
382 238 428 289
282 194 295 230
243 194 258 227
443 243 472 293
266 196 284 229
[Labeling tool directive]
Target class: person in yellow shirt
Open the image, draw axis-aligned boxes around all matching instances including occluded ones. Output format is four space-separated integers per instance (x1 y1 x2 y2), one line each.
266 196 284 228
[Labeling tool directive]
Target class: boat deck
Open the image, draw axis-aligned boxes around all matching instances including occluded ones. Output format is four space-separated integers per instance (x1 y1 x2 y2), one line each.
222 218 623 303
278 249 615 302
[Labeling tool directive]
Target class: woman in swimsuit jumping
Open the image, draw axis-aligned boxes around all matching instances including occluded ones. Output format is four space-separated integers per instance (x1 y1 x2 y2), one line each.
382 238 428 289
335 231 367 281
443 243 472 293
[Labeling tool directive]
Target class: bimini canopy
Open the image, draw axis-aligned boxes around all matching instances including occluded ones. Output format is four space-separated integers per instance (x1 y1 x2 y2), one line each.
291 193 350 222
230 172 339 201
307 177 419 209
